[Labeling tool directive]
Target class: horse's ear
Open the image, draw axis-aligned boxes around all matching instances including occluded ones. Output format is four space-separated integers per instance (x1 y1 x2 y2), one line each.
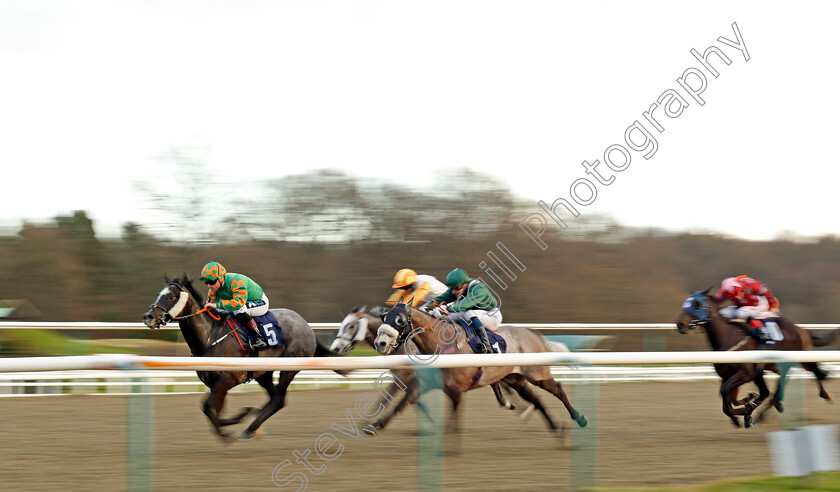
359 305 368 314
405 297 415 307
164 274 170 283
703 286 715 296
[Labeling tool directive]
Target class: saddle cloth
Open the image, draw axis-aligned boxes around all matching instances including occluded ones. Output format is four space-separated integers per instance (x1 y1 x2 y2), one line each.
232 312 284 351
734 317 784 346
455 320 507 354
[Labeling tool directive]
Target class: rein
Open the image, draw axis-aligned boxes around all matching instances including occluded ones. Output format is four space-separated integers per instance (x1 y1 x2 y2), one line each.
154 287 234 355
727 336 752 351
175 305 220 321
396 310 436 347
693 307 752 352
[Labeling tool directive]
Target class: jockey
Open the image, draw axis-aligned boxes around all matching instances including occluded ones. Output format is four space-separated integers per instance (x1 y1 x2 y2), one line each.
199 261 270 349
713 275 781 336
386 268 447 309
431 268 502 354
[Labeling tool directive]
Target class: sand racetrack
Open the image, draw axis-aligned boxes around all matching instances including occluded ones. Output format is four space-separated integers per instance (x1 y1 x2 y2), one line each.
1 377 837 491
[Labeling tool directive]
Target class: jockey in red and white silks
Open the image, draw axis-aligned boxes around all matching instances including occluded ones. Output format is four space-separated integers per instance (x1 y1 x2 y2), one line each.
713 275 780 321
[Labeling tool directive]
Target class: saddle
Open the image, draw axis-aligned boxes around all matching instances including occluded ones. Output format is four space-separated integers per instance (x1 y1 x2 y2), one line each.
225 312 285 352
453 320 507 354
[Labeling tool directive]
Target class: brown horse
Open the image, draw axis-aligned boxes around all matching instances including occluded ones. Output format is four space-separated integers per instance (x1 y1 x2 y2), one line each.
373 300 588 437
142 275 334 441
330 306 516 435
676 289 836 427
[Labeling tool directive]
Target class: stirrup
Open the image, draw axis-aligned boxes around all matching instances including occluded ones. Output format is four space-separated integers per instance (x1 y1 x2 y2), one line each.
250 337 267 349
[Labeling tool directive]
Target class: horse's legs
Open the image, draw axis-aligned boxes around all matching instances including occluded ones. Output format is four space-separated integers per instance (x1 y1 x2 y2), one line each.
732 388 758 406
530 377 588 428
802 362 834 402
442 384 462 434
503 375 558 433
202 373 241 439
363 378 420 435
491 382 516 410
240 370 299 441
719 370 755 428
215 373 272 427
745 371 772 426
441 384 462 455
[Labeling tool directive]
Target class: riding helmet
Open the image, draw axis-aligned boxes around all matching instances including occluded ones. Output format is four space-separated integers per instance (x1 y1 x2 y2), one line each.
199 261 227 282
445 268 469 288
392 268 417 289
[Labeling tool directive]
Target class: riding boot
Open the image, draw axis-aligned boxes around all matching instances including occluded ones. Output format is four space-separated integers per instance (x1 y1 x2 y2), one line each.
237 314 267 349
747 319 764 341
470 317 493 354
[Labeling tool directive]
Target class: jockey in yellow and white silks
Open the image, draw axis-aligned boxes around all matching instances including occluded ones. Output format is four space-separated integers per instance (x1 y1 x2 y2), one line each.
386 268 447 309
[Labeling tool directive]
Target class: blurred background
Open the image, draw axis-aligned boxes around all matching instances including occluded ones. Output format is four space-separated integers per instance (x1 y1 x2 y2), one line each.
4 2 840 489
2 166 840 357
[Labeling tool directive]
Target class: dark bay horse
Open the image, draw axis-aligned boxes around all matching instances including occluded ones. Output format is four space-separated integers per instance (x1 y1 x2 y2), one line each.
142 275 334 441
330 306 516 435
373 300 588 437
676 289 836 427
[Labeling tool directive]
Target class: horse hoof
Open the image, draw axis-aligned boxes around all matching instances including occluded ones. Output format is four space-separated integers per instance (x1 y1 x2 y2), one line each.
774 401 785 413
239 429 265 441
362 425 378 436
505 402 516 411
576 415 588 428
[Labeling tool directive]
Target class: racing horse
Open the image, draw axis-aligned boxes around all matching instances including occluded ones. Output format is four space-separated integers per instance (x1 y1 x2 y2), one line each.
373 300 588 437
331 306 518 435
676 289 836 427
142 275 334 441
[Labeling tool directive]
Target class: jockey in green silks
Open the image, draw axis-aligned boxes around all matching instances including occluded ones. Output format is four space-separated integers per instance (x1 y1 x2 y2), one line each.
199 261 270 349
430 268 502 354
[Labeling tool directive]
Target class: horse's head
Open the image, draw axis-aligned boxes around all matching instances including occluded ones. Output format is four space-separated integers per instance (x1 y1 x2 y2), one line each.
143 276 196 329
676 289 715 334
331 305 372 356
374 300 413 355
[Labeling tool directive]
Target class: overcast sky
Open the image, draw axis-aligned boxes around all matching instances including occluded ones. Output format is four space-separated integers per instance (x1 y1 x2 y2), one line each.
2 1 838 240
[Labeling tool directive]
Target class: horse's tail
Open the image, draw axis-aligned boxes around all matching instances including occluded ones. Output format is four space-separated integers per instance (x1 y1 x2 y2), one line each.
810 328 840 347
528 329 570 353
314 338 339 357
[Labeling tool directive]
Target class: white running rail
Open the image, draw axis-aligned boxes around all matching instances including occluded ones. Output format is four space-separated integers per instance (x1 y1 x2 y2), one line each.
1 352 840 396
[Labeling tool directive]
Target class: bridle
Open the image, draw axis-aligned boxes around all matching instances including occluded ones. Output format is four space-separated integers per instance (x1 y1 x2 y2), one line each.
148 283 218 329
681 293 716 330
336 313 370 352
147 282 232 355
381 303 437 351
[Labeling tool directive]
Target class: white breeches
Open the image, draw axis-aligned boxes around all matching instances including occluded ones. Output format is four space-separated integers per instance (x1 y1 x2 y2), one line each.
448 309 503 331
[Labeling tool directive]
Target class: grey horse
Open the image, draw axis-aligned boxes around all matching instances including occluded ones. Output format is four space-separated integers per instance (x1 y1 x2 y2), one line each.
142 275 335 441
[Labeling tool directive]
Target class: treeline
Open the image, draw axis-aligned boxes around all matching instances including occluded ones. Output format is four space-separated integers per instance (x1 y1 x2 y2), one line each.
2 170 840 324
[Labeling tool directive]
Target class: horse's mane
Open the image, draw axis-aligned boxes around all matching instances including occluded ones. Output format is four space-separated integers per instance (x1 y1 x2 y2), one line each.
169 274 204 305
